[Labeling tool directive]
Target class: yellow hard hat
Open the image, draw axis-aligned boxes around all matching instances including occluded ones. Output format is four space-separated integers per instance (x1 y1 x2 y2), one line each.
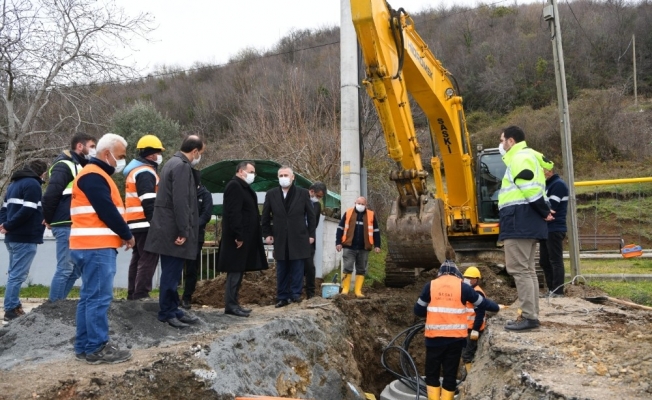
463 266 481 279
137 134 165 150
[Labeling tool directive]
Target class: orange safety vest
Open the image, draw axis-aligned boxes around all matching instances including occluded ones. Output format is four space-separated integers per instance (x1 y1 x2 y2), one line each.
341 208 375 248
70 164 126 249
465 285 487 331
425 275 468 339
124 165 158 229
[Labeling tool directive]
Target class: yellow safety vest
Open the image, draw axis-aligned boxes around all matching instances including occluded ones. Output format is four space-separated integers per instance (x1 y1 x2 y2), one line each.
498 141 546 210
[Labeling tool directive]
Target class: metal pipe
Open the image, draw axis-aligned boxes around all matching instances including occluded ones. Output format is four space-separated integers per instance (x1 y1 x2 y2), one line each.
574 177 652 187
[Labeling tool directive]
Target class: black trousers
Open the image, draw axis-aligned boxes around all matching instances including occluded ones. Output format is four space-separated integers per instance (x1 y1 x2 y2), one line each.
304 247 316 297
425 340 464 391
182 242 203 301
127 231 159 300
461 329 483 363
539 231 566 295
224 272 244 312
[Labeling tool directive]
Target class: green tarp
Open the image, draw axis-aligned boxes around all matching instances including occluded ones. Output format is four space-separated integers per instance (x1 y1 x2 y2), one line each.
201 159 340 215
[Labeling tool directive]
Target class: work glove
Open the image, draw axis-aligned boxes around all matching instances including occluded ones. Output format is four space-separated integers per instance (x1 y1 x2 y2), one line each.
498 304 509 311
470 330 479 341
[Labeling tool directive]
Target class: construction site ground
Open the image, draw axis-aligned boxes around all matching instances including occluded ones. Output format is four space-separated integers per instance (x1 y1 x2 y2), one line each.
1 265 651 400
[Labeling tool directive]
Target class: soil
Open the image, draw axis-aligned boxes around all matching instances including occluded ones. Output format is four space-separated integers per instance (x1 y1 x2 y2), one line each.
1 264 651 399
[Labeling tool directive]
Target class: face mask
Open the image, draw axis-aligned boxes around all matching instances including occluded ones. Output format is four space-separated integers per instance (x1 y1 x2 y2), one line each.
279 177 291 188
108 152 126 174
191 154 201 167
498 143 506 156
86 148 97 160
355 204 366 213
310 196 320 203
155 154 163 165
245 172 255 184
463 278 472 285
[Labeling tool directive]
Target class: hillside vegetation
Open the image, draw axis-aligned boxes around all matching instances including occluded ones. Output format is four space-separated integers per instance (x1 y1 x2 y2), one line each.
2 1 651 228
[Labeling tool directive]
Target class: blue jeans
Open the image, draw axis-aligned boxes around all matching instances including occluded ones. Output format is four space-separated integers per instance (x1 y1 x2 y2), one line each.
72 248 116 355
276 259 305 301
49 226 81 301
4 242 37 311
158 254 185 321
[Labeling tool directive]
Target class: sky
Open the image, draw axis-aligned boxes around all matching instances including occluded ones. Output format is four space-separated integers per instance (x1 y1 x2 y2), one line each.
113 0 522 74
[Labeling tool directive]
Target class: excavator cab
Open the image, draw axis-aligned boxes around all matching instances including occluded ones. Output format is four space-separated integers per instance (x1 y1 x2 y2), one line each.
476 148 505 223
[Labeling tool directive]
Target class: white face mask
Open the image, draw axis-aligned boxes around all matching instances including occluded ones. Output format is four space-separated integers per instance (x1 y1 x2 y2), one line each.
245 172 255 184
463 278 472 285
190 154 201 167
155 154 163 165
279 177 292 188
108 152 126 175
498 143 506 156
355 204 366 213
310 196 320 203
86 148 97 160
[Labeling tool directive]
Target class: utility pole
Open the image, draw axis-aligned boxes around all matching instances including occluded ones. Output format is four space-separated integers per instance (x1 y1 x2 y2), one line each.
340 0 362 210
544 0 581 277
633 34 638 108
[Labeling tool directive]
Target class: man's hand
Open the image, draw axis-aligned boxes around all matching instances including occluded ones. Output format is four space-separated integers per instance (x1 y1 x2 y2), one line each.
374 247 381 253
175 236 187 246
123 237 135 250
235 239 243 248
0 224 7 234
470 330 479 340
309 237 315 244
42 220 52 230
544 213 555 221
336 244 342 252
498 304 509 311
265 236 274 245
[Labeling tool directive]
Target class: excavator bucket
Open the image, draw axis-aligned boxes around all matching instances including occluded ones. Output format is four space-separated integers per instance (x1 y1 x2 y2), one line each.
384 197 449 287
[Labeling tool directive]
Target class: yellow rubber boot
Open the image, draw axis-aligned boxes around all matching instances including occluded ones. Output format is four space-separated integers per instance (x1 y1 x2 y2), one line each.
341 274 352 294
441 388 455 400
354 275 365 298
465 362 472 373
426 385 441 400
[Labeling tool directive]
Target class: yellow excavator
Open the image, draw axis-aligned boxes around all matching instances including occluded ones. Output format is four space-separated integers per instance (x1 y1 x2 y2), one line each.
351 0 507 286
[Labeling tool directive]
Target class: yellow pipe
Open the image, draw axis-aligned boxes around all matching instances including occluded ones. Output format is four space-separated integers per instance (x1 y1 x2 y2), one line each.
574 177 652 187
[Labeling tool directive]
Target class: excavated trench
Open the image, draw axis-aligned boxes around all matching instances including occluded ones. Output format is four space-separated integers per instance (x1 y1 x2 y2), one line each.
1 265 651 399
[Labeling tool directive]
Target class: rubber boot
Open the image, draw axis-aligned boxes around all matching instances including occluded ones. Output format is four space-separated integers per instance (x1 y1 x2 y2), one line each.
426 385 441 400
441 388 455 400
465 362 472 373
354 275 365 298
341 274 352 294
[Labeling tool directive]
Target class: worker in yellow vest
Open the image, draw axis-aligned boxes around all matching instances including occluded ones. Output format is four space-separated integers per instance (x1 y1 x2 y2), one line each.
335 197 381 298
123 135 165 301
461 266 487 374
414 261 504 400
70 133 135 364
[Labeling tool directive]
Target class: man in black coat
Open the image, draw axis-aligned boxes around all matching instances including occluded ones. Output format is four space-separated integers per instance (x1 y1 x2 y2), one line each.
217 161 269 317
304 181 326 299
145 135 204 328
261 166 316 308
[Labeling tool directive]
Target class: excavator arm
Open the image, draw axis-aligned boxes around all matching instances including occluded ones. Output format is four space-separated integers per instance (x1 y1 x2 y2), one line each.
351 0 502 286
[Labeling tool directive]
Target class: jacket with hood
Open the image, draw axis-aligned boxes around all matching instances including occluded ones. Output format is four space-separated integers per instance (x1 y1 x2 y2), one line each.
0 166 46 243
42 150 88 226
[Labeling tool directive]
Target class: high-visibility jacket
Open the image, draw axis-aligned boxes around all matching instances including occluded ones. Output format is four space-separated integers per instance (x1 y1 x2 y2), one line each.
498 141 546 210
47 159 80 226
466 285 487 331
70 164 126 249
341 208 374 248
425 275 468 338
124 165 158 230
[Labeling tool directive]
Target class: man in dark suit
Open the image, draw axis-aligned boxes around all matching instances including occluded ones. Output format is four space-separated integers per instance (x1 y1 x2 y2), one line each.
217 161 269 317
261 166 316 308
304 181 326 299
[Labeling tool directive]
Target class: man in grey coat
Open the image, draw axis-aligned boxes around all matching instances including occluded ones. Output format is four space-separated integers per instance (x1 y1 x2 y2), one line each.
261 166 316 308
145 135 204 328
217 161 269 317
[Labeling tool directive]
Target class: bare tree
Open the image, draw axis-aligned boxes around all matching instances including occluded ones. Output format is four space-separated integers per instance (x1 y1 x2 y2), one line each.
0 0 153 190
